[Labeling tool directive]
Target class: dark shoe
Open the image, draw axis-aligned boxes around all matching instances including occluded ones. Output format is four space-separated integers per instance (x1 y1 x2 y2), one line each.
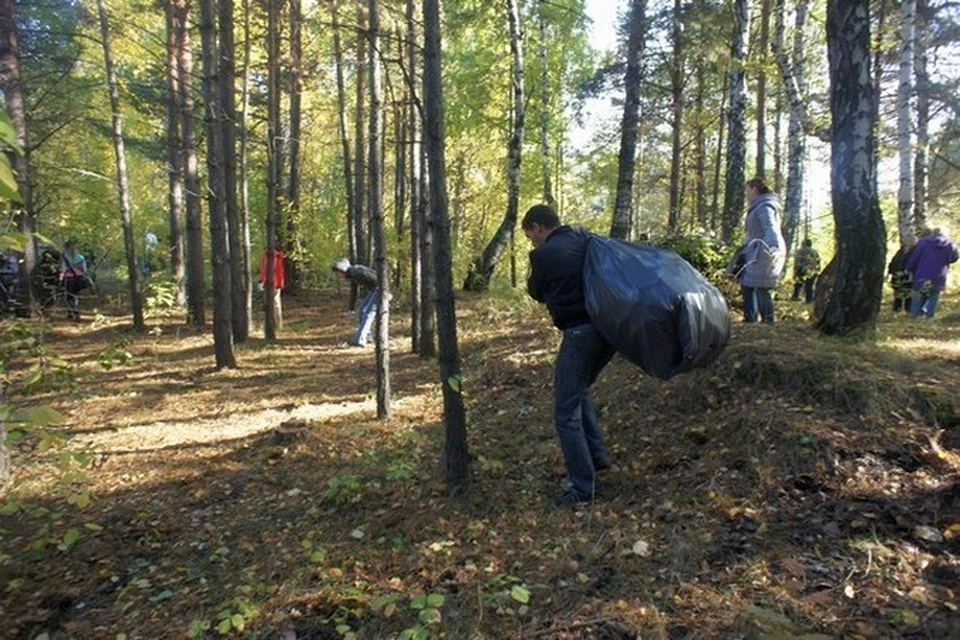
552 489 593 507
594 460 611 473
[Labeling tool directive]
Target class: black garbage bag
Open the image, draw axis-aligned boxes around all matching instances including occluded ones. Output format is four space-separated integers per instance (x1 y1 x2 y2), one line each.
583 235 731 380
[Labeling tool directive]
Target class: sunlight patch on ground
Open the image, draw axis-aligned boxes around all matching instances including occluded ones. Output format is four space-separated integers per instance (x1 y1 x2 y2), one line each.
880 336 960 357
76 398 402 454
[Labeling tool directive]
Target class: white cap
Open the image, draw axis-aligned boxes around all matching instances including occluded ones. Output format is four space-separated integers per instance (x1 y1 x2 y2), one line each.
332 258 351 273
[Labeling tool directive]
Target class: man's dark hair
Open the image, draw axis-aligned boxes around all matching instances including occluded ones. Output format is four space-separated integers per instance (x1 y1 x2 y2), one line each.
802 238 812 248
746 177 772 194
521 204 560 230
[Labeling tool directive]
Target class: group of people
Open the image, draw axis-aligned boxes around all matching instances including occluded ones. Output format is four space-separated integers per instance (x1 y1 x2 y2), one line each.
0 240 90 319
888 228 959 319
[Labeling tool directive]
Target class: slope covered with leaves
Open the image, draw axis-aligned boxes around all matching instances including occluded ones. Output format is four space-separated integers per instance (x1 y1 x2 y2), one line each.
1 289 958 639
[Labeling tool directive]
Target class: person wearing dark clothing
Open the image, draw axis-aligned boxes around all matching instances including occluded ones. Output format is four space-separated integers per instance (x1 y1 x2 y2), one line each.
887 238 917 313
791 238 820 303
524 204 615 507
905 228 959 318
332 258 380 345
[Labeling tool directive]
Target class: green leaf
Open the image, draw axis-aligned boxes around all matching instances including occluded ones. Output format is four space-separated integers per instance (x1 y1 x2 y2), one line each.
216 617 233 634
0 232 29 251
22 406 67 426
447 375 462 393
510 586 531 604
426 593 445 608
0 161 21 203
5 427 27 445
417 607 442 625
61 528 82 547
371 594 399 613
230 614 245 631
84 522 104 532
0 111 22 152
410 594 427 610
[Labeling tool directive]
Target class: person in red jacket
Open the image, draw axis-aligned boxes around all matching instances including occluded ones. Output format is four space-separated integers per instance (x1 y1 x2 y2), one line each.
259 249 286 327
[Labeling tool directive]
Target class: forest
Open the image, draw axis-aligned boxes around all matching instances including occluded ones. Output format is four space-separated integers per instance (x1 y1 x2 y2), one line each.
1 0 960 637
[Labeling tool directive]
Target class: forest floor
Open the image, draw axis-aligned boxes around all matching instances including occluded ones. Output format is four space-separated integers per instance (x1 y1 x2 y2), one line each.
1 285 959 640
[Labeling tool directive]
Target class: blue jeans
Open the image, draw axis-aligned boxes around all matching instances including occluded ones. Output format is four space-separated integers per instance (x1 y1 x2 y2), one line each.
742 285 775 324
910 288 940 318
554 323 616 497
352 290 378 345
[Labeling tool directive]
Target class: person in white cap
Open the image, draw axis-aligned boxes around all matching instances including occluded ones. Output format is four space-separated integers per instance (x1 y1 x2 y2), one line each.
331 258 379 346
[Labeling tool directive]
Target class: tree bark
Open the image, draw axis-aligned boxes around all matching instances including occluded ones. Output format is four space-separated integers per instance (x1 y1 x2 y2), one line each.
332 0 358 310
368 0 391 419
721 0 749 244
394 35 407 291
463 0 525 291
609 0 647 240
218 0 245 342
354 2 369 267
816 0 884 337
406 0 421 354
710 78 727 232
777 0 809 257
177 0 206 326
285 0 303 293
756 0 771 177
418 142 436 357
913 0 929 231
537 0 556 209
667 0 683 233
423 0 469 489
897 0 917 247
96 0 145 332
694 57 706 229
199 0 236 366
239 0 252 327
165 0 186 307
265 0 281 340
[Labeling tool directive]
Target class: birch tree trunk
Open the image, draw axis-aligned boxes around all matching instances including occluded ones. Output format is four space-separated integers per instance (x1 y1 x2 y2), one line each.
609 0 646 240
537 0 555 208
177 0 206 326
165 0 186 307
423 0 469 489
777 0 809 256
816 0 884 337
96 0 145 332
199 0 236 366
286 0 303 293
332 0 358 310
265 0 281 340
463 0 524 291
406 0 422 354
667 0 683 233
368 0 391 419
721 0 748 244
913 0 929 231
354 2 369 267
756 0 771 177
897 0 917 247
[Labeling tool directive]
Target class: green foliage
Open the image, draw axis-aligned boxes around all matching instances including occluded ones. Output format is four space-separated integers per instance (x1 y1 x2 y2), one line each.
659 234 730 281
324 474 363 505
143 276 180 315
97 337 134 371
482 573 532 616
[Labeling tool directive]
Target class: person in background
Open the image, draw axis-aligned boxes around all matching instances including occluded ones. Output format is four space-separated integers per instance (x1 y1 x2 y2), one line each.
259 248 286 329
791 238 821 303
59 239 89 320
331 258 379 346
740 177 786 324
523 204 615 507
887 235 919 314
905 227 959 319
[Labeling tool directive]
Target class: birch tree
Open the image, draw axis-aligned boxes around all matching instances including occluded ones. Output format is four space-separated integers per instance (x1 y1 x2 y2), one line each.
721 0 748 244
165 0 186 307
538 0 556 209
897 0 917 247
265 0 281 339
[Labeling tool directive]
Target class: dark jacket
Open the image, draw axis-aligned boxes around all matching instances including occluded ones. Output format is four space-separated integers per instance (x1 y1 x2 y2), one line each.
346 264 379 290
527 226 591 330
905 234 959 292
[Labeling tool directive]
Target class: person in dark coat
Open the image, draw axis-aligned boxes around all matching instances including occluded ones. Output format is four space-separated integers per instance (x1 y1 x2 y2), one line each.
887 236 918 313
791 238 820 303
905 228 959 318
523 204 615 507
332 258 380 345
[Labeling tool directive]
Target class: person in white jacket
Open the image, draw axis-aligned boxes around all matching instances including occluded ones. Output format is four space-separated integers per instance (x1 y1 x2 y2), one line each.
740 177 786 324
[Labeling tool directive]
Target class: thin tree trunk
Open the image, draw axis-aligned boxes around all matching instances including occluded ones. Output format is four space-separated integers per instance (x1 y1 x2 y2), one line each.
873 0 886 177
773 79 783 191
538 0 556 208
423 0 469 489
265 0 281 340
694 57 706 229
332 0 358 310
354 2 368 267
756 0 771 177
239 0 252 327
463 0 525 291
199 0 236 366
418 137 435 357
394 37 407 290
286 0 303 293
721 0 749 244
897 0 916 247
406 0 421 354
610 0 647 240
817 0 884 337
452 152 464 250
368 0 390 419
667 0 683 233
914 0 929 231
710 79 727 232
177 0 206 326
165 0 186 306
780 0 808 257
96 0 145 332
218 0 245 342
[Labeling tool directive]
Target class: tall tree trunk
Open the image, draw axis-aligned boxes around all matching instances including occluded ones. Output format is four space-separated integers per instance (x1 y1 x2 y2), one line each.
199 0 236 366
913 0 929 231
394 34 407 291
452 152 464 250
423 0 468 489
0 0 37 313
897 0 916 247
609 0 647 240
332 0 358 310
239 0 252 327
368 0 390 419
265 0 281 340
694 57 706 229
463 0 525 291
873 0 886 176
219 0 246 342
667 0 683 233
418 142 436 357
286 0 303 293
354 3 369 267
816 0 884 337
721 0 748 244
537 0 555 208
177 0 206 326
710 78 727 232
773 77 783 191
165 0 186 306
406 0 422 354
756 0 771 177
779 0 809 257
96 0 145 332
